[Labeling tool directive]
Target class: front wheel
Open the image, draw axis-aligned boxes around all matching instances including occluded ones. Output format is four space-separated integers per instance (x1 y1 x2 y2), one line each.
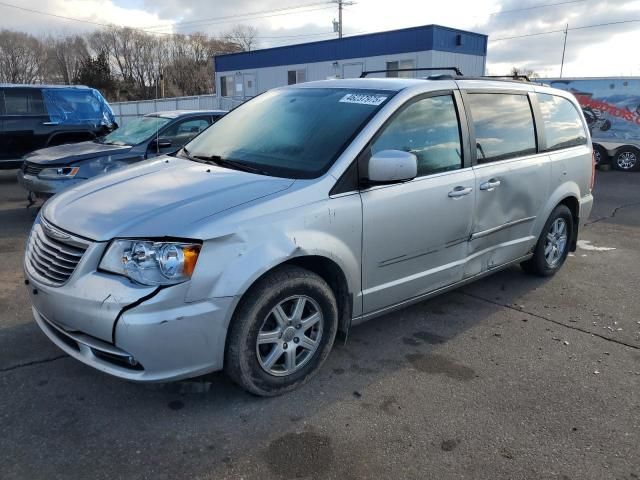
521 204 573 276
225 265 338 396
593 144 608 166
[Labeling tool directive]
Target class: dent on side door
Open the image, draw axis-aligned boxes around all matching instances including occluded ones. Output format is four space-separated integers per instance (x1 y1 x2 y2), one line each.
467 154 551 276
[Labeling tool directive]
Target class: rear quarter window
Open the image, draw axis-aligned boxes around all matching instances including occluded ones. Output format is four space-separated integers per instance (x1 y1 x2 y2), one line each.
3 89 46 115
537 93 588 151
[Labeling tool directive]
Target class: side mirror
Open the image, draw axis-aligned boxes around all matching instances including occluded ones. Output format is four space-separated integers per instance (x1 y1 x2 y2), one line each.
367 149 417 184
151 137 172 149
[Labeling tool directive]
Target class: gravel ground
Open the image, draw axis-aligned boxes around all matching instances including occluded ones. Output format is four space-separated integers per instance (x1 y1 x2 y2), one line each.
0 168 638 480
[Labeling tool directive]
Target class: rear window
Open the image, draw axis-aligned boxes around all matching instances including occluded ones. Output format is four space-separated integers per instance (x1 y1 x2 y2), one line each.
467 93 537 163
3 89 46 115
537 93 587 151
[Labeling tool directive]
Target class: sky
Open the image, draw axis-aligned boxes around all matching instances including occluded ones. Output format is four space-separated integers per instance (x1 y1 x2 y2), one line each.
1 0 639 77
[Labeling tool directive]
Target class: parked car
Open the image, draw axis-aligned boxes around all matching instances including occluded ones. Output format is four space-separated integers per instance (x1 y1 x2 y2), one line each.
17 110 226 199
24 77 594 396
0 84 117 170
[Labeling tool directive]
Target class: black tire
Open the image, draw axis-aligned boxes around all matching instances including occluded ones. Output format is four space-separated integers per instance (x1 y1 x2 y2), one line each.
612 147 640 172
225 265 338 396
521 204 573 277
592 144 608 167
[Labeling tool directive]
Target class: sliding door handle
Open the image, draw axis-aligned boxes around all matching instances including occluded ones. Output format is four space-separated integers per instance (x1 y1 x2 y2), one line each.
480 179 501 191
448 186 473 198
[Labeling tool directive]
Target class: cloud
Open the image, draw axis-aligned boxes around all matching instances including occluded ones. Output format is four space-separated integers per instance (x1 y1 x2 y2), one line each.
1 0 639 76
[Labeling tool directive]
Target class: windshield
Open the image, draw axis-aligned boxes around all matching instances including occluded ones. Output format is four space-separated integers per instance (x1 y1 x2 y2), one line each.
100 116 171 146
184 88 393 178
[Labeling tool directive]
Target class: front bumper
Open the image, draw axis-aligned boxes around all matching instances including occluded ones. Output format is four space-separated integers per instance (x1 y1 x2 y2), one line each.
17 170 85 197
26 250 237 382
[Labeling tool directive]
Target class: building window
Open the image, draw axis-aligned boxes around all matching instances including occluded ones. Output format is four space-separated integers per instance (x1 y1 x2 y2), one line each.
220 75 235 97
287 69 306 85
386 60 415 78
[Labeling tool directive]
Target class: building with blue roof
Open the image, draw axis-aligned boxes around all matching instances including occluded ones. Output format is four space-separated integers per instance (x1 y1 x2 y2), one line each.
213 24 487 103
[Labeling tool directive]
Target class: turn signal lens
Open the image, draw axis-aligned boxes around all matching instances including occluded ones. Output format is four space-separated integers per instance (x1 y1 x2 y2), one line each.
182 245 201 277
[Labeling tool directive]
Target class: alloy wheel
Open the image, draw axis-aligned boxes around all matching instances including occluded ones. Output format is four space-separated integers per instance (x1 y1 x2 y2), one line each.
256 295 323 377
617 151 637 170
544 218 568 267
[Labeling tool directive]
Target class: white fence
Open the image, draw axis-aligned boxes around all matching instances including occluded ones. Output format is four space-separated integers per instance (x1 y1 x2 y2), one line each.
110 94 246 125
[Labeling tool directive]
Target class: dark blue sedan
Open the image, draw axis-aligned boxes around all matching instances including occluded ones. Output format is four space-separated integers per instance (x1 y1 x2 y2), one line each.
17 109 226 199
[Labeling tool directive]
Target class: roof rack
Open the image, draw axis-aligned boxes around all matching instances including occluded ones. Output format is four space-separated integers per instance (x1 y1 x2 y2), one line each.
359 67 463 78
357 68 543 85
482 74 532 82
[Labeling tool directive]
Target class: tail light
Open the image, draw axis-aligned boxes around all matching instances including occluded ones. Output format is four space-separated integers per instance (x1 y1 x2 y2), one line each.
590 151 596 191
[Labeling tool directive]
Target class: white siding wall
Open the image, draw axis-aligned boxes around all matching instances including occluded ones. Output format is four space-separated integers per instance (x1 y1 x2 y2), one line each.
110 50 486 124
110 94 233 125
216 50 485 100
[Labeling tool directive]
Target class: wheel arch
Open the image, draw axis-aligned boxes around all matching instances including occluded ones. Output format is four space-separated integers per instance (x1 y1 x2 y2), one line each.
614 144 640 155
532 182 582 253
231 255 354 337
558 195 579 252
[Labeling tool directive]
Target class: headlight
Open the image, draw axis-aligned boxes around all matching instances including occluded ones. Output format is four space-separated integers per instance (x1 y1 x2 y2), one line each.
39 166 79 179
99 240 201 286
87 155 127 174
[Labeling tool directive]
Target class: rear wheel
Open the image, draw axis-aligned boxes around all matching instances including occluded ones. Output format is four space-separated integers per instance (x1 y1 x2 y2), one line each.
612 147 640 172
521 204 573 276
225 265 338 396
592 144 608 167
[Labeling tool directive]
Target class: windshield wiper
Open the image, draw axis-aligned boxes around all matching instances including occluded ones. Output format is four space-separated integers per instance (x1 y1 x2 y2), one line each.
184 150 268 175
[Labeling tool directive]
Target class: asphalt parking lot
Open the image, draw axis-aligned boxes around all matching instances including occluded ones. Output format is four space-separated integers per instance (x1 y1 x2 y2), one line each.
1 168 638 480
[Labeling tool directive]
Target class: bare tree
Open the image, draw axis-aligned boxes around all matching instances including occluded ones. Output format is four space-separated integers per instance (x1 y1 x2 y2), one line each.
0 30 47 83
223 24 258 52
164 32 242 95
47 35 88 84
0 26 241 99
510 66 539 79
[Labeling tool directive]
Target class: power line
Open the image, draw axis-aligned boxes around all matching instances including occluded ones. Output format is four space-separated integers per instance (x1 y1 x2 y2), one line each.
145 3 335 32
0 0 127 29
485 0 587 17
0 0 335 37
490 19 640 41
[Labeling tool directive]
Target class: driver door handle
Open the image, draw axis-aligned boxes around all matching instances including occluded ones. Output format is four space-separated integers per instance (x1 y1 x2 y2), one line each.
480 179 501 191
448 186 473 198
42 121 60 126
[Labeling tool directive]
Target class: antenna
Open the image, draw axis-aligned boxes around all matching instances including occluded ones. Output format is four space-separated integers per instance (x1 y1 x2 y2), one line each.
155 72 160 154
560 23 568 78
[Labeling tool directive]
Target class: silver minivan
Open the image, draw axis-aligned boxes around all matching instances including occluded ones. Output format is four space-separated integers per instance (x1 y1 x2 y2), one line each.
24 77 594 395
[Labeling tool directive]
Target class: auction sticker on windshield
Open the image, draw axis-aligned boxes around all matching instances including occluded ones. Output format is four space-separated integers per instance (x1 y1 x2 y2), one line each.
339 93 388 106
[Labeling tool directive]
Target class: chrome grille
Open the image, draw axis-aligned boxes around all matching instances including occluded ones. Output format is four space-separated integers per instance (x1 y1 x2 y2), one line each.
26 219 89 286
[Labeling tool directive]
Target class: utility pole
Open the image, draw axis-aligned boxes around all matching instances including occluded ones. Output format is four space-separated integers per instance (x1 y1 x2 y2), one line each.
333 0 355 39
560 23 568 78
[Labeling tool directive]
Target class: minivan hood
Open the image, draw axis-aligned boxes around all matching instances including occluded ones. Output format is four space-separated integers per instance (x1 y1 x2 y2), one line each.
42 157 295 240
26 141 132 165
